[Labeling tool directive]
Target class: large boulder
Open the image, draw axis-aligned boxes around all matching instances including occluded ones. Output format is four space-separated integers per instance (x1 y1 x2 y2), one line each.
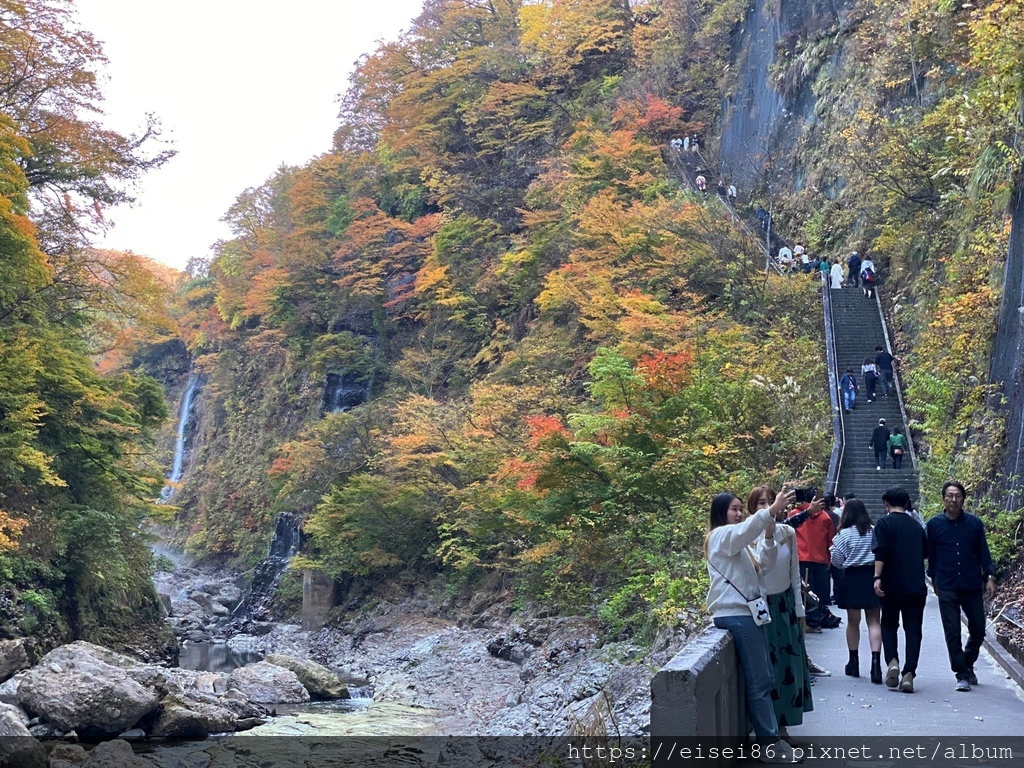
16 643 159 734
81 740 154 768
265 654 350 700
227 661 309 704
0 702 46 768
48 744 88 768
149 693 237 739
0 640 28 684
0 672 24 706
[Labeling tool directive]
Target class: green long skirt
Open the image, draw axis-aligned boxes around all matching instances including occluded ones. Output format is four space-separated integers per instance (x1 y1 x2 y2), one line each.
765 588 813 726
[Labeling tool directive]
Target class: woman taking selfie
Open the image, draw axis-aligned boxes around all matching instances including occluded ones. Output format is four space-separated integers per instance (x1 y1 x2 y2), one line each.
748 486 813 737
706 488 797 763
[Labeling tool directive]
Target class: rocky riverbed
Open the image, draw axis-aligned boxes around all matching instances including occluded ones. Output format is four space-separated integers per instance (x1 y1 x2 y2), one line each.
0 562 704 766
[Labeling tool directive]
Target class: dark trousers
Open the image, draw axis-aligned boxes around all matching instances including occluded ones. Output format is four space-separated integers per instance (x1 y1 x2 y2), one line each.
880 368 894 396
830 565 843 604
800 561 830 627
880 592 926 675
936 588 986 679
848 268 859 288
874 448 887 469
891 450 904 469
864 373 877 400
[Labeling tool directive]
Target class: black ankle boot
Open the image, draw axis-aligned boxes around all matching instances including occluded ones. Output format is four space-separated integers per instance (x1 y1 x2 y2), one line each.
870 655 882 684
845 654 860 678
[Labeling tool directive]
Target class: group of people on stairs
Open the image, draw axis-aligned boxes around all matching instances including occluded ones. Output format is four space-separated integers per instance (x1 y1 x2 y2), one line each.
704 480 997 763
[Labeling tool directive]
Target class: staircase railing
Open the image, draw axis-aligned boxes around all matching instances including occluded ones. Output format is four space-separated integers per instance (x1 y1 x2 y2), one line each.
874 291 919 472
665 148 784 274
823 273 845 497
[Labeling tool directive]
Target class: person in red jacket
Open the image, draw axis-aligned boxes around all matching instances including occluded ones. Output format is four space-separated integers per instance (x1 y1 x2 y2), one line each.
790 497 836 632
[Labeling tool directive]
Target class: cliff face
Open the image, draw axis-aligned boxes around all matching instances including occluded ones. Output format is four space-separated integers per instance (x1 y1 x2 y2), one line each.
992 188 1024 508
718 0 851 190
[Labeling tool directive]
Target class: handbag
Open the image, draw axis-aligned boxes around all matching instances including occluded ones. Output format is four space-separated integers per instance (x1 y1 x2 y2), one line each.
709 557 772 626
893 447 904 455
801 580 820 613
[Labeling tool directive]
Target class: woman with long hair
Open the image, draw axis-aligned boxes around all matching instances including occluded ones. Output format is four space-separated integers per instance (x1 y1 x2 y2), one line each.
831 499 882 683
705 488 797 763
748 486 813 736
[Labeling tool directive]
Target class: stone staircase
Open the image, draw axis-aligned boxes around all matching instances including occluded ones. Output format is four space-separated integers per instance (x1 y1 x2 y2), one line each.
828 286 919 516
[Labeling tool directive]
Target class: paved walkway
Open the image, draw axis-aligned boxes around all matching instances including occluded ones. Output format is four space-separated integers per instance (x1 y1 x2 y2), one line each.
791 590 1024 737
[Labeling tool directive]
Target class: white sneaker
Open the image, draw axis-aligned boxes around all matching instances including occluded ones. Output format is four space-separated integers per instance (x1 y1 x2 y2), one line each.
876 466 881 471
758 740 801 763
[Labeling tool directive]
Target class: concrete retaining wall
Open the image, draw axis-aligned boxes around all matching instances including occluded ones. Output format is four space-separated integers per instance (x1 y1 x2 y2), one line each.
301 569 335 631
650 627 745 737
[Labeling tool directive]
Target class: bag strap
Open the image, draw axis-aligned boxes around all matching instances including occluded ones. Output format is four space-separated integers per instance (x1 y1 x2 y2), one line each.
708 555 757 603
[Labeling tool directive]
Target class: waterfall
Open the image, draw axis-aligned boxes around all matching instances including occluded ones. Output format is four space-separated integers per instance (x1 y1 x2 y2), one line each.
233 513 302 620
321 371 370 415
160 375 200 503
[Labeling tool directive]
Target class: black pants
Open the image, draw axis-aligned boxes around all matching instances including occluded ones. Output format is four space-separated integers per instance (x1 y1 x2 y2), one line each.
865 373 877 400
874 448 887 469
936 588 986 680
848 268 859 288
881 592 926 675
800 561 830 627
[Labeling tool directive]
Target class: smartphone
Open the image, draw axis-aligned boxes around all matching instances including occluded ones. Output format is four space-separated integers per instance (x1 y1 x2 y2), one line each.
793 487 818 504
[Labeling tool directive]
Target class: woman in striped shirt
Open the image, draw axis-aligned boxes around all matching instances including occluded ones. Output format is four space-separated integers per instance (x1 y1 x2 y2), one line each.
830 499 882 683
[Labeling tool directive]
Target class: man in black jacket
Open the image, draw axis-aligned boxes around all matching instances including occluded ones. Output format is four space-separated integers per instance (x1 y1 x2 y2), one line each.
926 481 996 692
869 419 890 471
875 345 897 398
847 251 862 289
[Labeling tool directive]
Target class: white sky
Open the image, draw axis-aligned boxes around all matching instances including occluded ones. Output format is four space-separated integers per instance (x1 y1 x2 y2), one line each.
74 0 425 270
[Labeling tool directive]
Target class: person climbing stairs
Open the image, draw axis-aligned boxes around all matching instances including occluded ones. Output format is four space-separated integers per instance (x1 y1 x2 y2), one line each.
829 287 919 515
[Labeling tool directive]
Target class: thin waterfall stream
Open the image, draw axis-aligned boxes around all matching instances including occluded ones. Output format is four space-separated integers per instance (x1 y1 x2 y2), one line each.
160 374 199 502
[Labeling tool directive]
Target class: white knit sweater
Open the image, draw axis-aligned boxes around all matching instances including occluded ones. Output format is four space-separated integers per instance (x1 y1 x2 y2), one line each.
705 508 778 618
759 525 805 619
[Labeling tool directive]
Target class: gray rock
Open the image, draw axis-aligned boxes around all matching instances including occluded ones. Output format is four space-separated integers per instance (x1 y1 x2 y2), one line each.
0 731 48 768
169 598 204 619
48 743 88 768
214 584 242 607
0 702 27 728
0 640 29 684
0 671 24 706
81 740 152 768
16 643 159 733
149 693 237 739
117 728 146 741
0 701 30 739
28 722 56 739
265 654 350 699
227 662 309 704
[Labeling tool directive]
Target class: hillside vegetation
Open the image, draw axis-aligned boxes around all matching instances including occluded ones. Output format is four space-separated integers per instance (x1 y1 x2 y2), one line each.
1 0 1021 650
0 0 176 653
159 0 1024 635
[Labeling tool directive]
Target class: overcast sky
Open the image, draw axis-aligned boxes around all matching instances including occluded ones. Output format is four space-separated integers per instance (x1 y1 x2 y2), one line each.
74 0 424 269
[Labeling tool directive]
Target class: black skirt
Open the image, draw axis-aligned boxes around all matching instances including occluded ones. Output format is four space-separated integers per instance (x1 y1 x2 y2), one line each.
838 564 880 610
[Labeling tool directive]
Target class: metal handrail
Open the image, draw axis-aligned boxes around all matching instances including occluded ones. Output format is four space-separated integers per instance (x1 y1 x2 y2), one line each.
822 272 845 496
874 290 919 472
665 148 784 274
